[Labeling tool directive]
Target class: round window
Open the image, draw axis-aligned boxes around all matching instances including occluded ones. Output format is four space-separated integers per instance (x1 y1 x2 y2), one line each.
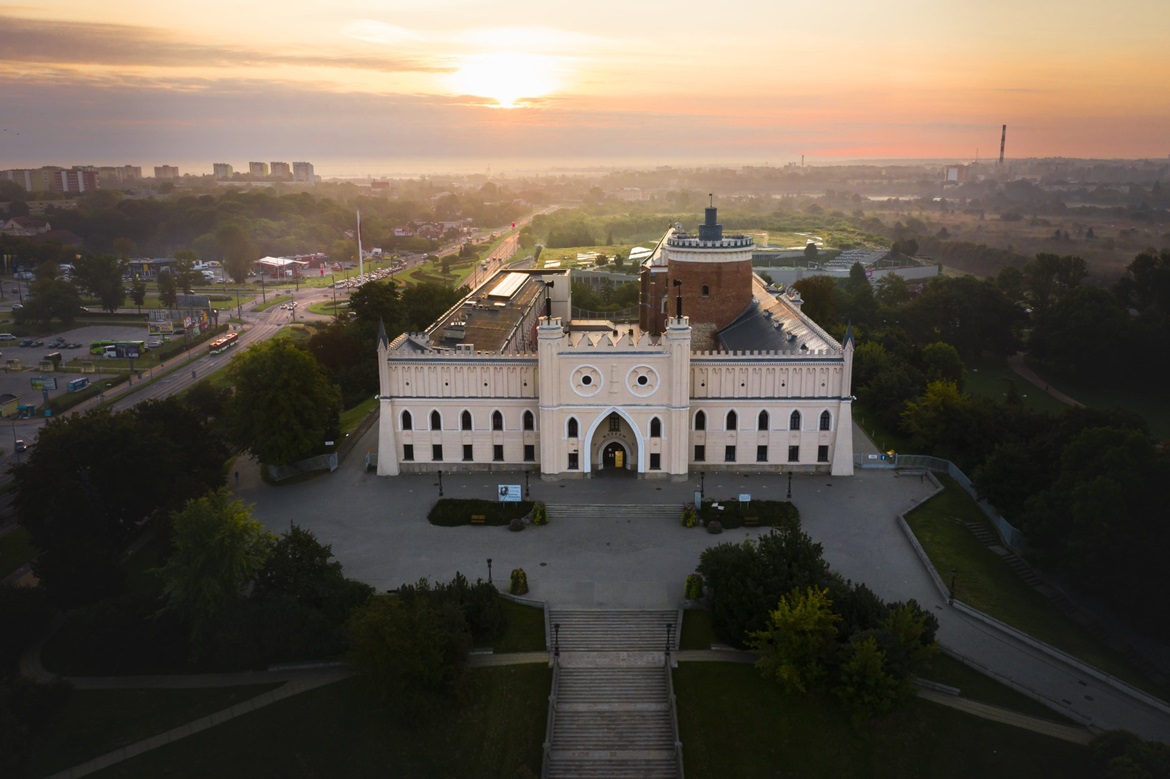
581 375 592 385
637 375 648 386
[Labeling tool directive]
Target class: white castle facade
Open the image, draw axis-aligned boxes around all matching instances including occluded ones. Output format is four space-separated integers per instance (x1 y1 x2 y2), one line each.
376 207 854 480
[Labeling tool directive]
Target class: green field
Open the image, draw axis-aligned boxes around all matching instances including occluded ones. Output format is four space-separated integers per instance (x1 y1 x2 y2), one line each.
675 662 1091 779
86 668 550 779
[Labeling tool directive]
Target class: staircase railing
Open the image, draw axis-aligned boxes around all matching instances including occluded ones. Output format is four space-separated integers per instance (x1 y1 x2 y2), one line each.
664 654 685 779
540 655 561 779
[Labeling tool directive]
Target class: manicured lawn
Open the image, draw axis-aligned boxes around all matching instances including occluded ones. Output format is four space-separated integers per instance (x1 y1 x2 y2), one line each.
0 526 36 578
918 653 1079 724
964 355 1068 415
679 608 716 650
1025 357 1170 439
17 685 280 779
87 667 550 779
493 598 547 653
339 395 377 433
674 662 1092 779
905 476 1165 697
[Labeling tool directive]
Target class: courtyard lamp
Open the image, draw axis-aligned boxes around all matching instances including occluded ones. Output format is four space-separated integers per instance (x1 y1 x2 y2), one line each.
437 469 444 497
487 557 493 584
786 471 792 500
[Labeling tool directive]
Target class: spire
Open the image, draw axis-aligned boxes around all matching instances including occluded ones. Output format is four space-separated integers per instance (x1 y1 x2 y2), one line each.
376 317 388 348
843 320 854 347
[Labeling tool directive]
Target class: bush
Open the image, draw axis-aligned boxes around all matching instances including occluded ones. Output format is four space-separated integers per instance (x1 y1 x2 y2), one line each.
509 518 524 532
397 573 505 643
685 573 704 600
707 520 723 534
428 499 534 527
531 502 548 526
510 568 529 596
681 505 698 528
697 499 798 530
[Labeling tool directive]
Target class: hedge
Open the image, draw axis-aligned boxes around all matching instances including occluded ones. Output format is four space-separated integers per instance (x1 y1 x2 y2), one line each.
696 499 799 530
428 498 535 527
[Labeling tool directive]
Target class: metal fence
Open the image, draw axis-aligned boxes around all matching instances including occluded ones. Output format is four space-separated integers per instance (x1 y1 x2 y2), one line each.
857 452 1024 549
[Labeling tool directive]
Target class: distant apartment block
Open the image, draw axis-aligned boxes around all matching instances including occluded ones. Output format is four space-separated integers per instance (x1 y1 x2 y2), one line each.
97 165 141 182
57 168 99 193
155 165 180 179
270 161 291 179
292 161 315 184
249 161 269 177
213 163 234 180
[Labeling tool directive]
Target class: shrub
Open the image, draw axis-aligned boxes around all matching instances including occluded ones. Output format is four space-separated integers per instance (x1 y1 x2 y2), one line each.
428 499 534 527
509 518 524 532
696 499 799 530
707 520 723 534
681 505 698 528
510 568 529 596
685 573 703 600
532 502 548 525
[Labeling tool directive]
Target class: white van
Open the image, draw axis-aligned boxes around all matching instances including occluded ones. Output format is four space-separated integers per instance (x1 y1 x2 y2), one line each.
0 334 16 341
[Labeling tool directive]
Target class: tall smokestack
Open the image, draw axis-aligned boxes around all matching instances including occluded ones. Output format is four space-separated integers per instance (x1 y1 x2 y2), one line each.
998 125 1006 167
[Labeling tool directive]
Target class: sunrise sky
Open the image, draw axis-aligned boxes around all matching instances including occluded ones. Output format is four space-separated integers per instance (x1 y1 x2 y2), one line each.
3 0 1169 175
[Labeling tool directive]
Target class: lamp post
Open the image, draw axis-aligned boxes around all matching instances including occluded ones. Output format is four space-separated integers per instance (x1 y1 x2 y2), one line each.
949 568 957 606
437 469 444 497
260 274 266 304
665 623 674 659
10 418 20 466
331 274 337 311
786 471 792 500
525 470 530 498
699 471 705 500
487 558 493 585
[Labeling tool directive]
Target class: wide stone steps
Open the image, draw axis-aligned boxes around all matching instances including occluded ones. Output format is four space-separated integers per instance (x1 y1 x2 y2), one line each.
549 609 679 653
544 611 681 779
545 503 684 522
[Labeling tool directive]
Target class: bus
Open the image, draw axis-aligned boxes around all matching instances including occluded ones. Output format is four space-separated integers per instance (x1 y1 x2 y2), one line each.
89 340 147 357
208 332 239 355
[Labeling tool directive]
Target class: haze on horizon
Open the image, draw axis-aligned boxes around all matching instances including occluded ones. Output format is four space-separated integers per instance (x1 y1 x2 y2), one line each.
2 0 1168 174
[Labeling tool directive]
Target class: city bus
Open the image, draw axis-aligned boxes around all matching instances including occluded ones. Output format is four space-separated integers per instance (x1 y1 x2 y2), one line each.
89 340 147 357
208 332 239 355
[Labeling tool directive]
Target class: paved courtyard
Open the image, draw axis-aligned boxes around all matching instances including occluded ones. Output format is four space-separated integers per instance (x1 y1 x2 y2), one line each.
238 422 1170 742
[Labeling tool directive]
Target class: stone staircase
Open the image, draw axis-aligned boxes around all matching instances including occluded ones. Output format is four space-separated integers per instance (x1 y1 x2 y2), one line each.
545 503 684 522
544 609 682 779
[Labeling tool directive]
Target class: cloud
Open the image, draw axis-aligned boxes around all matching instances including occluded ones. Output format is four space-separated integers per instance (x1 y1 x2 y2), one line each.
0 14 451 74
342 20 425 45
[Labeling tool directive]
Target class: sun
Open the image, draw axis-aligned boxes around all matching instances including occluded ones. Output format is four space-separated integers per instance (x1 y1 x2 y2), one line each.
449 52 558 108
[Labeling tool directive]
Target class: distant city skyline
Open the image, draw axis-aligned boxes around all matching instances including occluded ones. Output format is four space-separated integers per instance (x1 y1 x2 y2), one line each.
2 0 1168 169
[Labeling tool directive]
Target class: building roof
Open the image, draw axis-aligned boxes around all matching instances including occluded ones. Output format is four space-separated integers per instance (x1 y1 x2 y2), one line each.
716 278 841 353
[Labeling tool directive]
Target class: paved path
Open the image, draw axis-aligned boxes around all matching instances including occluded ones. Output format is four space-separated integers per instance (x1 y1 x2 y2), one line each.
1007 352 1083 407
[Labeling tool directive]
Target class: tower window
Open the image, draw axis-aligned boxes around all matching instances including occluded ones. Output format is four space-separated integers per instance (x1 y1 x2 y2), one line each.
523 410 535 431
461 410 472 431
430 410 441 431
758 410 769 431
790 410 802 431
726 410 737 431
401 411 413 431
650 417 662 438
568 417 579 438
820 410 831 431
701 284 710 298
609 413 620 432
694 410 706 431
492 410 504 431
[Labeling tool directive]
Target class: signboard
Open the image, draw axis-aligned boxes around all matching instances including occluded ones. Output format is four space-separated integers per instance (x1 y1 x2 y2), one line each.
148 321 174 335
738 493 751 503
31 377 58 390
497 484 522 503
67 377 90 392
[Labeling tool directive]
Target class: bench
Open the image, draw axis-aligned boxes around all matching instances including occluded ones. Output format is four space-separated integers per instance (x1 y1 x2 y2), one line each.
743 516 760 527
470 515 486 525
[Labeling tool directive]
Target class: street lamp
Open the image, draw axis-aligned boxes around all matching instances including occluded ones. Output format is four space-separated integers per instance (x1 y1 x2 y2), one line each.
10 418 21 466
487 558 493 584
949 568 958 606
786 471 792 500
699 471 705 500
437 469 444 497
525 471 530 498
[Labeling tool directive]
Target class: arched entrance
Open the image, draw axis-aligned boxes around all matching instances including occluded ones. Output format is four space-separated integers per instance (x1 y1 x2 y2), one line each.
601 441 628 470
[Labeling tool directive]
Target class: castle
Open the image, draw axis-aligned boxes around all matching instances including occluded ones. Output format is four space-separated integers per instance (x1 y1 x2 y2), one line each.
376 205 854 479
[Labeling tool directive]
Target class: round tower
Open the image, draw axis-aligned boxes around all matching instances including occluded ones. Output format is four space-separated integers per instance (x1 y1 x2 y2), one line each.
665 201 754 344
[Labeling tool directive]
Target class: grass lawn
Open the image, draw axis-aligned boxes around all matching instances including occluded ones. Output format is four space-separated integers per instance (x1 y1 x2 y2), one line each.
918 653 1079 723
493 598 546 653
852 400 915 455
339 395 377 433
18 685 281 779
88 667 550 779
674 662 1092 779
252 295 292 312
905 476 1166 697
679 608 717 650
0 526 36 578
964 355 1068 415
1024 357 1170 439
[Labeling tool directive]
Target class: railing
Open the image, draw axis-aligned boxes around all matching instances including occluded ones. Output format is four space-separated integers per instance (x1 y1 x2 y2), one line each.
664 657 685 779
570 305 640 322
854 452 1023 549
540 655 561 779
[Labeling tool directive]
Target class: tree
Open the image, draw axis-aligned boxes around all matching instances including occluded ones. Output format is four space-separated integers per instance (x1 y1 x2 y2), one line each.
73 254 126 312
804 242 819 261
130 279 147 313
792 275 839 327
156 488 274 657
172 250 200 293
833 635 901 721
14 399 228 607
749 587 840 694
217 223 257 283
156 271 178 309
19 262 81 327
874 274 909 308
1028 286 1132 376
228 338 341 465
918 342 966 390
346 593 471 716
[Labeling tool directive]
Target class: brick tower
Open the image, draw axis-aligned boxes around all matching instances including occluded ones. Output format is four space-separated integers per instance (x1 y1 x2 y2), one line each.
662 199 754 347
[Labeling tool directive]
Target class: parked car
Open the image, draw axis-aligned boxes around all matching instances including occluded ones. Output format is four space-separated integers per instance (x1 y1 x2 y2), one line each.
19 339 34 347
0 333 16 341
